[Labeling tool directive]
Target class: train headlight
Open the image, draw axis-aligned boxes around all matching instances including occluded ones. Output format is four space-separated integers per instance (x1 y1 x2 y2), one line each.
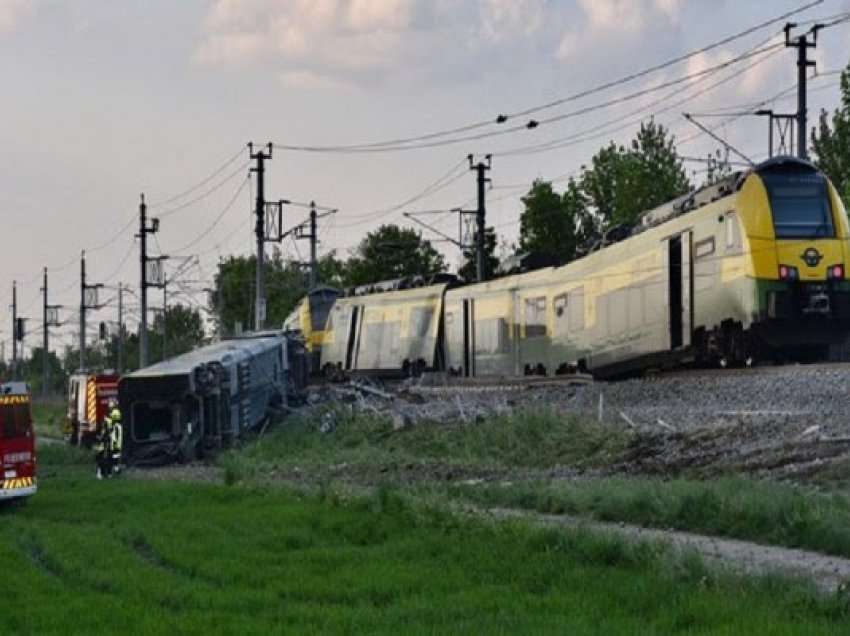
828 264 845 280
779 265 799 281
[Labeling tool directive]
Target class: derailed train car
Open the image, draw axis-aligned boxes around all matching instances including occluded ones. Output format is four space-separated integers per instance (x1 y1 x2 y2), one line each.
282 286 341 373
320 157 850 379
321 276 454 376
119 332 305 465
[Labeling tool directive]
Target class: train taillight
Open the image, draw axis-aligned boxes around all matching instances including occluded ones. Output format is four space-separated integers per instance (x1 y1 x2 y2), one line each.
828 264 845 280
779 265 799 281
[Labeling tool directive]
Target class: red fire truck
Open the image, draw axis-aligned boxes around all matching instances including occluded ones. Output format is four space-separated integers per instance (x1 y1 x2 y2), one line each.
0 382 37 502
64 373 119 445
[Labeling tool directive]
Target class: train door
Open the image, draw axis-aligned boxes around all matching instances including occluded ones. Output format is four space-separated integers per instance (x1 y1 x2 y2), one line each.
666 232 693 349
462 298 475 377
681 230 693 348
344 305 363 371
512 290 521 375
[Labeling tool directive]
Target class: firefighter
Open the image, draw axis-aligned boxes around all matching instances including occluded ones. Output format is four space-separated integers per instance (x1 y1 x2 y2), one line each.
108 402 123 476
95 400 123 479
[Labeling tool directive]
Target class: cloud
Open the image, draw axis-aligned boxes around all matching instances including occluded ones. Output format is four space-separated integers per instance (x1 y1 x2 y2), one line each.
557 0 682 61
478 0 545 42
196 0 566 85
196 0 416 75
0 0 32 35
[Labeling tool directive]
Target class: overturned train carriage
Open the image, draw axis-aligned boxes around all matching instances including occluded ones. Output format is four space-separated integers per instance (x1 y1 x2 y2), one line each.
445 156 850 377
119 333 305 465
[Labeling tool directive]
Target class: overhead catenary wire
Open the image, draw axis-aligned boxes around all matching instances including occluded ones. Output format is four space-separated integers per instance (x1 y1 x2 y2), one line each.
270 1 823 154
274 41 786 155
155 160 250 219
493 39 784 158
333 158 469 229
166 175 251 254
147 147 245 209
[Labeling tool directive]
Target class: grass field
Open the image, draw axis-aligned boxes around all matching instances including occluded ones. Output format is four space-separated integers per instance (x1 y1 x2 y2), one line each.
445 477 850 560
1 446 847 634
30 399 66 439
219 408 850 562
219 406 631 484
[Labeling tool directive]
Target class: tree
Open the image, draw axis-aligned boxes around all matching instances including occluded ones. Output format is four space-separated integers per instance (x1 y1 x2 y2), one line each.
344 224 446 287
581 120 690 228
212 250 305 335
16 347 65 395
458 226 499 281
518 178 595 265
149 304 205 361
812 59 850 209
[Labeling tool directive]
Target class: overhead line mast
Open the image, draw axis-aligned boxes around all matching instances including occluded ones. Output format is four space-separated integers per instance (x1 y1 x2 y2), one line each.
249 142 272 331
784 21 823 160
469 155 492 283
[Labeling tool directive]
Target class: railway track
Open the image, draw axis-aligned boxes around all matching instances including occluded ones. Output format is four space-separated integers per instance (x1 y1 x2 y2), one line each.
316 360 850 396
646 360 850 381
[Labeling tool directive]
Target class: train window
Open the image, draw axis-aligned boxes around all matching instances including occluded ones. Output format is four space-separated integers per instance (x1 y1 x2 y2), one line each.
761 169 834 239
725 212 741 252
524 297 547 337
475 319 509 354
554 294 568 318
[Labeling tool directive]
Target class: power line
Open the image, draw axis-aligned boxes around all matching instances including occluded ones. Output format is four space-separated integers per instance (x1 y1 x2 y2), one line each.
166 176 251 254
270 1 823 154
274 41 785 154
333 158 469 229
147 147 245 208
156 160 250 219
494 40 784 158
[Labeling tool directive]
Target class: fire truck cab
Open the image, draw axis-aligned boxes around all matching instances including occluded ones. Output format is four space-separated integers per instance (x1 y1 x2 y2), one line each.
0 382 37 501
65 372 119 445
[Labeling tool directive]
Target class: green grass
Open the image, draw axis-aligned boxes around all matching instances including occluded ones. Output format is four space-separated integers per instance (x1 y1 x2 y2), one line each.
30 399 66 439
220 406 630 484
445 477 850 559
1 455 848 634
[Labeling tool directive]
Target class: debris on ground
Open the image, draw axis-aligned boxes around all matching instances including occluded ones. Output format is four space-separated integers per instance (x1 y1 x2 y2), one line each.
293 364 850 481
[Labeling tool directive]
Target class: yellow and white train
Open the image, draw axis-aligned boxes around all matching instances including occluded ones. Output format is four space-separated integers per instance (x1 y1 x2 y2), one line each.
312 156 850 378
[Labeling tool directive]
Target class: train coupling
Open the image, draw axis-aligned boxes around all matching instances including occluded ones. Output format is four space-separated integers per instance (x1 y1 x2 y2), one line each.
801 284 831 315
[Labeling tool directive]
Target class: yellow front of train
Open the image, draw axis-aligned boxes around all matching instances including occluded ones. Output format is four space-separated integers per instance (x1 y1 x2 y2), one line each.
737 156 850 351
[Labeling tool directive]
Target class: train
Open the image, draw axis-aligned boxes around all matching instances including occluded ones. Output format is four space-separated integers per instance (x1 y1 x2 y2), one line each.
306 156 850 379
118 332 306 465
283 286 341 373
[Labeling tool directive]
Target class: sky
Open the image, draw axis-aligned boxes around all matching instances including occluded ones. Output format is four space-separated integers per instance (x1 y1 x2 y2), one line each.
1 0 849 357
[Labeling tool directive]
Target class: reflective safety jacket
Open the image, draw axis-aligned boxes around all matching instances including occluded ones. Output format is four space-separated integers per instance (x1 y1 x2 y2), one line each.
110 421 123 455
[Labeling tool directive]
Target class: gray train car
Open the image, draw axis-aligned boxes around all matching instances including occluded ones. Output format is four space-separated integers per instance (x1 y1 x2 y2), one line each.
120 332 302 465
445 157 850 377
321 280 451 376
